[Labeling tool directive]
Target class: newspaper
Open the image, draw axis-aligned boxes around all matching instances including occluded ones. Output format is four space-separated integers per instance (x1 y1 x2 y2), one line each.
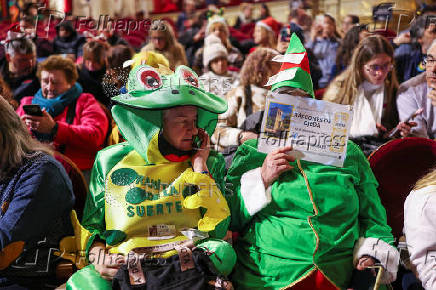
258 93 353 167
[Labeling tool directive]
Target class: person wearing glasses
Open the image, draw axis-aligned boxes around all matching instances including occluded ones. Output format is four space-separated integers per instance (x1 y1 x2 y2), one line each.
323 35 413 154
141 21 188 71
396 39 436 139
395 15 436 84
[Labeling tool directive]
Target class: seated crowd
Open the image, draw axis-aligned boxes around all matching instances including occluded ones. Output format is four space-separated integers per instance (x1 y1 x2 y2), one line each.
2 2 436 290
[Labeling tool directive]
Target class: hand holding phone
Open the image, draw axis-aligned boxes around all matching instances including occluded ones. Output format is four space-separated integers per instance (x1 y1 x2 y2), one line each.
22 104 43 116
387 108 423 138
21 106 57 134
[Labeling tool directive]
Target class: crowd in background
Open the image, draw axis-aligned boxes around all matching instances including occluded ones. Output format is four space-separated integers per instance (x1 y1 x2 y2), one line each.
2 0 436 289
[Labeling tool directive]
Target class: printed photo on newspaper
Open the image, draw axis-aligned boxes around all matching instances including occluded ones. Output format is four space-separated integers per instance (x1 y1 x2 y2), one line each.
258 92 353 167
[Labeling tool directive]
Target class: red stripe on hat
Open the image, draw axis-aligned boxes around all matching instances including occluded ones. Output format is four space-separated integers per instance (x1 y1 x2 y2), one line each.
279 53 311 74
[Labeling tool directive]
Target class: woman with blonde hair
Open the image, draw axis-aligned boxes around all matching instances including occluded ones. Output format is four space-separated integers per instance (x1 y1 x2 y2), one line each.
0 96 74 287
404 168 436 289
141 20 188 70
324 35 413 149
212 47 280 150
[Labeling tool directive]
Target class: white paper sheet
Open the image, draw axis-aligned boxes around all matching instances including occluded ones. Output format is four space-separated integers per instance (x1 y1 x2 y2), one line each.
258 92 353 167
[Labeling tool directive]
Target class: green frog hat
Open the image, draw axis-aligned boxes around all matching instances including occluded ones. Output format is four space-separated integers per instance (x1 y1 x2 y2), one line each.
111 65 228 162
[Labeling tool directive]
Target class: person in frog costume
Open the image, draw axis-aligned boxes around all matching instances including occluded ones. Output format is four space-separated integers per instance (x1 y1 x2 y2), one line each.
225 34 400 289
65 64 236 289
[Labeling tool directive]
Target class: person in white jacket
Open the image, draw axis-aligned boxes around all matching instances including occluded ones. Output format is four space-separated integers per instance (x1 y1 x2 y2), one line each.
404 168 436 289
200 34 239 100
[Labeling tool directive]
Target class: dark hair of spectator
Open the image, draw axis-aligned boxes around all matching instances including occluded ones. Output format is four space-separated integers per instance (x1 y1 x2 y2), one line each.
83 41 107 67
336 24 368 70
21 3 38 16
324 13 341 39
290 22 305 44
37 55 79 85
194 10 209 28
347 14 360 25
290 9 299 19
260 4 271 19
107 44 134 70
418 4 436 16
410 15 428 47
20 14 35 26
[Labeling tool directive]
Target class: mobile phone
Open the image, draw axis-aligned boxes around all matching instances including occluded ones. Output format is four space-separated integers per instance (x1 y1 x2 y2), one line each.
22 104 43 116
192 135 202 150
280 28 291 42
387 107 423 138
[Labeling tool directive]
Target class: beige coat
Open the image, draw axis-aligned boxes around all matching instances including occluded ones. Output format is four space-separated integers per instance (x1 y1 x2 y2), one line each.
212 85 269 150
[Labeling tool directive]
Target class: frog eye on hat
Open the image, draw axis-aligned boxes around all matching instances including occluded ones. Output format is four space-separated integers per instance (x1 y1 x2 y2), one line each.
179 66 200 88
136 66 163 91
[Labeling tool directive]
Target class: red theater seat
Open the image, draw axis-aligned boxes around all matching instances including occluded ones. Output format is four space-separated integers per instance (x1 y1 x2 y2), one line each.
368 137 436 239
54 152 88 221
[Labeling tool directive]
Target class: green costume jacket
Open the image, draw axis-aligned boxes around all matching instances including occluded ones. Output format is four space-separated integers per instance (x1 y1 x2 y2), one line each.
226 139 399 289
65 65 236 289
81 136 229 256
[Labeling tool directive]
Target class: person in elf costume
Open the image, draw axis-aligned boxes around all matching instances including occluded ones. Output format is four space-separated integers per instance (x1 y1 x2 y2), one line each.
64 64 236 289
225 34 400 289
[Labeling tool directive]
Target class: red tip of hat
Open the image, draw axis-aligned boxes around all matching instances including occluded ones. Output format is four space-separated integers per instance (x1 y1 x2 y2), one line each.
261 17 282 36
8 23 22 33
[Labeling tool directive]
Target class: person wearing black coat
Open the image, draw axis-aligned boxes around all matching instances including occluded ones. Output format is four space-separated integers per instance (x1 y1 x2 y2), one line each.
77 41 109 106
53 21 86 58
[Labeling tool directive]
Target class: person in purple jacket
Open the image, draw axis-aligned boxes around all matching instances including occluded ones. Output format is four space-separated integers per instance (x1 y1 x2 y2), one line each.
0 96 74 289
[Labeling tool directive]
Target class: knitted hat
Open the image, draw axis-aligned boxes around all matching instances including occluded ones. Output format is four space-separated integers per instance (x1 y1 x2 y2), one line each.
206 14 229 36
265 33 314 97
203 34 228 67
256 16 282 37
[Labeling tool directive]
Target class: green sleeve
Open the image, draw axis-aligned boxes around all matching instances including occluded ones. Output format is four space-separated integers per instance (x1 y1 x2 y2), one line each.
349 142 395 245
81 143 133 256
205 151 229 239
225 139 266 232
